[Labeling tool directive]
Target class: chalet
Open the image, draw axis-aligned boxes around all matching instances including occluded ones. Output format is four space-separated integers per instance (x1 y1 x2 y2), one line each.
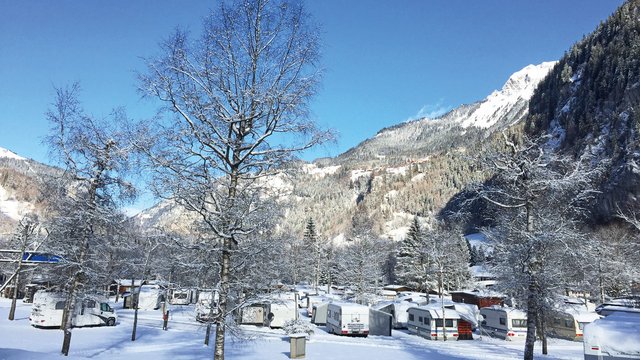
451 289 504 308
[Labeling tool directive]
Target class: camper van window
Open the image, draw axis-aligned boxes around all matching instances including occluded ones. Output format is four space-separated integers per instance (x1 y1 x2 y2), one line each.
445 319 454 327
55 301 65 310
418 316 423 323
512 319 527 328
436 319 443 327
564 319 573 328
499 317 506 326
100 303 112 312
409 314 414 321
553 317 561 325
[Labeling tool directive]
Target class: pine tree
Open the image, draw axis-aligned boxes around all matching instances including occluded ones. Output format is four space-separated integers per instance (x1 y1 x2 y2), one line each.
395 216 429 291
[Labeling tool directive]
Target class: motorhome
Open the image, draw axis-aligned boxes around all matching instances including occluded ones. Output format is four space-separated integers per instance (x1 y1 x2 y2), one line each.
406 305 460 340
583 309 640 360
30 291 117 328
479 306 527 341
326 302 370 336
548 308 600 341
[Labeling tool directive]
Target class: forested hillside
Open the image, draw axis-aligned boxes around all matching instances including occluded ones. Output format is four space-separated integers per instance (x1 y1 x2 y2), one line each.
525 0 640 221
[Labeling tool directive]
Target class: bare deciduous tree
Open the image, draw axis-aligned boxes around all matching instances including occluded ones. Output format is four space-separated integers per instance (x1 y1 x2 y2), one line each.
136 1 330 358
43 83 134 356
471 133 602 360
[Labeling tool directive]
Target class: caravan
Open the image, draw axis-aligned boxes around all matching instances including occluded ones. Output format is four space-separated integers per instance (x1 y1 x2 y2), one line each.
29 291 117 328
479 306 527 340
406 305 460 340
548 308 600 341
170 288 195 305
326 302 370 336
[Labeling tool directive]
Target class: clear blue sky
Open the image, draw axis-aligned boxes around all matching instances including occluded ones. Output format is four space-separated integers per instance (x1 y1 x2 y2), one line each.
0 0 624 164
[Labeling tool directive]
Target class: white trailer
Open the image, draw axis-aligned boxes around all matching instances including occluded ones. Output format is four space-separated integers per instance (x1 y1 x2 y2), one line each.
406 305 460 340
479 305 527 341
195 290 219 323
583 310 640 360
29 291 117 328
326 302 370 336
267 301 297 328
137 285 166 310
170 288 194 305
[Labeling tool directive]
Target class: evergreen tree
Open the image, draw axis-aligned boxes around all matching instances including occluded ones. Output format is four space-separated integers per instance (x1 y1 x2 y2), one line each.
395 216 429 291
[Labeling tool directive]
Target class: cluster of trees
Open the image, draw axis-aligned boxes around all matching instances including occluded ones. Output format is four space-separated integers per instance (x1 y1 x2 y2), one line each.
0 1 329 359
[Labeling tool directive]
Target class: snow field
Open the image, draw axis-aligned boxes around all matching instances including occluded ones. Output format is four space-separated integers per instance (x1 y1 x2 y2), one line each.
0 298 584 359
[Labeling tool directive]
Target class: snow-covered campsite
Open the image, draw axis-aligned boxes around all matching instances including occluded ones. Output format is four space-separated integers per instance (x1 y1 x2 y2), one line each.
0 297 586 360
3 0 640 359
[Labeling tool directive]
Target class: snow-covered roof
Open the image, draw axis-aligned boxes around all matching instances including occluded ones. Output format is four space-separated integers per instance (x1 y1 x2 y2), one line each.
469 265 496 278
451 288 504 298
481 305 527 318
408 304 461 319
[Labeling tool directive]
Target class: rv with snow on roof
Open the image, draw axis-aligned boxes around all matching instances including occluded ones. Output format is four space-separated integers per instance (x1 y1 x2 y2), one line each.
29 291 117 328
326 302 369 336
479 306 527 340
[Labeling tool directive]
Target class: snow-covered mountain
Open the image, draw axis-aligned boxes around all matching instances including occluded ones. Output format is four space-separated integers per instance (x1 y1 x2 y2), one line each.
0 147 26 161
0 148 57 237
335 61 556 167
135 62 557 241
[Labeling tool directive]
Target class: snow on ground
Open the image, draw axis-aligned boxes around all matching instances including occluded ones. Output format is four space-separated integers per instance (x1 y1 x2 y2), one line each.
386 166 407 176
0 297 584 359
0 185 33 221
302 164 341 178
350 169 371 182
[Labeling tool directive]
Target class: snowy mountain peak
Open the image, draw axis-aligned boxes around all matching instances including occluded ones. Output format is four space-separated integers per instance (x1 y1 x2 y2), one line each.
501 61 557 97
458 61 557 129
0 146 26 161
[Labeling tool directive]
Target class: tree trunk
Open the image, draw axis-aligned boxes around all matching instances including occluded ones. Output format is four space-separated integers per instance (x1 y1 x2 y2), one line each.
213 243 231 360
61 280 80 356
523 279 538 360
537 310 548 355
131 278 138 341
8 271 20 321
205 323 212 345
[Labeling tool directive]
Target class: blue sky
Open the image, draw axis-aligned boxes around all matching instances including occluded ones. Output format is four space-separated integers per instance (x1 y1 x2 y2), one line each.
0 0 624 164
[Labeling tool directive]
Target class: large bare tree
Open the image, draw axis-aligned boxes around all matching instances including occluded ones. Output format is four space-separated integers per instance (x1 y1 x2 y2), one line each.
44 83 134 356
137 1 330 358
472 133 602 360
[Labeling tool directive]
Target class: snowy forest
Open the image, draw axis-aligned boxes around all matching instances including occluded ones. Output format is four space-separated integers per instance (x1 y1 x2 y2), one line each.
1 0 640 360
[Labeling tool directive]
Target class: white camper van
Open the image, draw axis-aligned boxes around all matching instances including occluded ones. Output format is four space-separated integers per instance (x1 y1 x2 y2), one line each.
406 305 460 340
326 302 370 336
30 291 117 328
479 306 527 340
583 309 640 360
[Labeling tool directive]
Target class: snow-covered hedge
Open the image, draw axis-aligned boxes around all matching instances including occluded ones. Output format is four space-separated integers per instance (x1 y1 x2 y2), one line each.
282 319 314 336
